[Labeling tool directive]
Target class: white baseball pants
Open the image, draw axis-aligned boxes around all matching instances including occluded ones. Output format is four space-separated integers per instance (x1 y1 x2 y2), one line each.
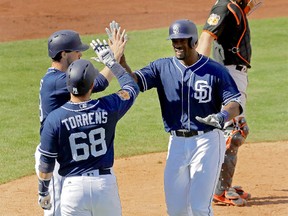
164 129 226 216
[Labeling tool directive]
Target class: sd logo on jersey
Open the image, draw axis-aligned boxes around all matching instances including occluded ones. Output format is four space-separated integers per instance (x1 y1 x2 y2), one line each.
194 80 212 103
116 90 130 100
207 13 220 26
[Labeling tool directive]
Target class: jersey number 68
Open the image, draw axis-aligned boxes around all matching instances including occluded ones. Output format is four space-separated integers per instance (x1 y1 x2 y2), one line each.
69 128 107 161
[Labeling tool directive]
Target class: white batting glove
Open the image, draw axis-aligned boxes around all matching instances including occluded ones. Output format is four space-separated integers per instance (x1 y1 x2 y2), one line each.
196 113 226 129
38 193 51 210
105 20 128 42
90 39 116 68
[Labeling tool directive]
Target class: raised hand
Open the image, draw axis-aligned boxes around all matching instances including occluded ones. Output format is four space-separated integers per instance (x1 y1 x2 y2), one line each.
106 20 128 43
90 39 116 68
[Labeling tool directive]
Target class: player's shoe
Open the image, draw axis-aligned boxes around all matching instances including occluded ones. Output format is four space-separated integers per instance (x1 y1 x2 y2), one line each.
213 188 247 207
232 185 251 200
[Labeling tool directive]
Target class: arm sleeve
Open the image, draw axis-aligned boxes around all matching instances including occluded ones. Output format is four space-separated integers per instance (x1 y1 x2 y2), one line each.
110 63 140 97
39 114 59 166
203 2 230 37
92 73 109 93
219 67 242 106
134 61 159 92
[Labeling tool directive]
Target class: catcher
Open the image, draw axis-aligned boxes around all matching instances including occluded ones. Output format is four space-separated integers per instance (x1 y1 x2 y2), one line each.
197 0 263 206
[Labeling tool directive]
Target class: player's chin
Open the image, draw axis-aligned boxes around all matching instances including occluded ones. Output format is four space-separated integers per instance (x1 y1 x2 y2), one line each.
175 54 185 60
174 51 185 60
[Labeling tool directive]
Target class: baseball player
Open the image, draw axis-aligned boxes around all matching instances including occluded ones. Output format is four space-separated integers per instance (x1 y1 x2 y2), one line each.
37 35 139 216
35 29 120 215
197 0 263 206
112 19 242 215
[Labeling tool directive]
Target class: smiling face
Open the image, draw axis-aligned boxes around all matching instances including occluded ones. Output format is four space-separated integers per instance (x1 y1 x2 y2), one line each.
171 38 192 60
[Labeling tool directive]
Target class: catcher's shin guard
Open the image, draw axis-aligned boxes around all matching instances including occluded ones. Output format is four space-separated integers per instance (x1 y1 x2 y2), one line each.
214 117 249 204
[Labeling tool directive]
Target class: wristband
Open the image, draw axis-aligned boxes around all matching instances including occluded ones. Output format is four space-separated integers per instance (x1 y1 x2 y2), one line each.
219 110 230 123
38 178 51 196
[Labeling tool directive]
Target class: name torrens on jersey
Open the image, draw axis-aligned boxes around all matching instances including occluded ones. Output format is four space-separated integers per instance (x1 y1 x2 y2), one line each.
61 111 108 131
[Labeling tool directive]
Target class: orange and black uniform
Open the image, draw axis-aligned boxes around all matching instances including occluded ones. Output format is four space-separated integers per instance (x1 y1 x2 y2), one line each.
203 0 251 68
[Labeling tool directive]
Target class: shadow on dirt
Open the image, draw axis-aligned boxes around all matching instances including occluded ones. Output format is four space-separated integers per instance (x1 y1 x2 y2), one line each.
249 195 288 206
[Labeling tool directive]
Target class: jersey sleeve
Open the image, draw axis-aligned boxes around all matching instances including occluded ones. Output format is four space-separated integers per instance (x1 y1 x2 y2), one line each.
135 60 161 91
92 73 109 93
218 66 242 106
40 72 69 126
203 1 230 38
101 71 139 120
39 112 59 164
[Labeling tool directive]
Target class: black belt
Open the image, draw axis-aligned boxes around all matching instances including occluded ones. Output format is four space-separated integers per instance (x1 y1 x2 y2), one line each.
81 168 111 176
99 169 111 175
170 130 210 137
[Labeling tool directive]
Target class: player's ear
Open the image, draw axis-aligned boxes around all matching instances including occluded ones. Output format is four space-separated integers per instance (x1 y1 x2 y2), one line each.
61 51 67 59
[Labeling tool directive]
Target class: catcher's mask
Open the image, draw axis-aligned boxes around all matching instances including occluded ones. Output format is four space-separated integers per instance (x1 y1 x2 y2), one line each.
167 19 198 47
48 30 89 58
66 59 99 96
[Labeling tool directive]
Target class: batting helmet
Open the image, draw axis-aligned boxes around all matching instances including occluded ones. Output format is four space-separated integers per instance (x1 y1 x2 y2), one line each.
48 30 89 58
167 19 198 46
66 59 99 96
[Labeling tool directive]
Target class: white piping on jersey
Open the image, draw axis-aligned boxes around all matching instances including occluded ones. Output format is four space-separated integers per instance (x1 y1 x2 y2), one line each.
61 85 137 112
123 85 137 100
187 56 209 130
223 94 242 106
62 100 100 112
172 57 186 129
172 55 208 130
135 70 147 91
39 147 58 158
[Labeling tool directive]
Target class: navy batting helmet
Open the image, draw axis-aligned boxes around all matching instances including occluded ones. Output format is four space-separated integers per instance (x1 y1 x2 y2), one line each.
66 59 99 96
48 30 89 58
167 19 198 46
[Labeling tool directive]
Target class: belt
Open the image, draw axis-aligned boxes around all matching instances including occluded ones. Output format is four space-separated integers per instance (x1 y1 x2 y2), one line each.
81 168 111 176
170 130 209 137
235 65 247 73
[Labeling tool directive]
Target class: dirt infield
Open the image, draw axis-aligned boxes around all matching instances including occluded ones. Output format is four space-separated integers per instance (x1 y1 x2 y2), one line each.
1 142 288 215
0 0 287 215
0 0 287 42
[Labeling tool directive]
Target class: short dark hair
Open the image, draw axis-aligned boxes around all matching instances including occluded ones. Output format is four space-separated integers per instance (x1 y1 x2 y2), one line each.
52 50 72 61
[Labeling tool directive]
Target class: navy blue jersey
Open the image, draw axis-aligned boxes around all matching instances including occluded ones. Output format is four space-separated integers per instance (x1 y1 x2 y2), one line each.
39 67 109 132
39 73 139 176
135 55 241 132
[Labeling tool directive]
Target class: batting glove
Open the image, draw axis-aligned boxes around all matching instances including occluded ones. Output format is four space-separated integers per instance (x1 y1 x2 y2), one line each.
90 39 116 68
106 20 128 42
38 192 51 210
196 111 229 129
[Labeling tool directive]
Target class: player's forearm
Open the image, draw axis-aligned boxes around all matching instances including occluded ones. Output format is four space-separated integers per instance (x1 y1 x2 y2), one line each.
120 54 132 73
119 55 138 83
38 171 53 200
100 66 114 83
222 101 241 120
196 31 214 57
38 171 53 180
110 63 139 93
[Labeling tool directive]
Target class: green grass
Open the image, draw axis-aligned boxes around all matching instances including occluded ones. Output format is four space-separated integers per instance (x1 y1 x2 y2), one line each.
0 17 287 184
